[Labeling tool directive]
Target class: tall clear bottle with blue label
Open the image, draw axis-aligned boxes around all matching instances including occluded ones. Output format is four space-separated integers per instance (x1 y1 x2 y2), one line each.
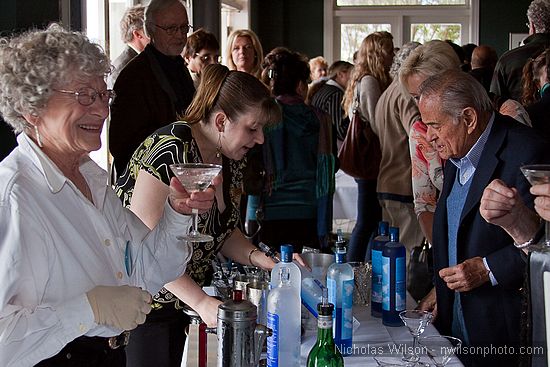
270 244 301 291
326 232 354 356
371 221 389 317
267 267 301 367
382 227 406 327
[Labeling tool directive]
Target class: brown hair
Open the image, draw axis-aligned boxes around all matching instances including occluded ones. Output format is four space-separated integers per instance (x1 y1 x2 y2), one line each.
261 47 310 97
521 48 549 106
183 64 280 126
342 31 394 113
182 28 219 58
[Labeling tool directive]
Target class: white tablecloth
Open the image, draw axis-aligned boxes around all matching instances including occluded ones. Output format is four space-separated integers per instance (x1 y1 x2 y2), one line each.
300 306 464 366
184 290 464 367
333 171 358 220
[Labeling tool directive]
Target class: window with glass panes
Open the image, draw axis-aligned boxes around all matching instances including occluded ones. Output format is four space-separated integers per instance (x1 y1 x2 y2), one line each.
324 0 477 62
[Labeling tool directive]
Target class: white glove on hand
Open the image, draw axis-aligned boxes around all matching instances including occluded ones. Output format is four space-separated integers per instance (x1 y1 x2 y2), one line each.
86 285 152 330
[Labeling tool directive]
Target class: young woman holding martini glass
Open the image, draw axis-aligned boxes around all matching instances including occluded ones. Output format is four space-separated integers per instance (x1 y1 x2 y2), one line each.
114 64 292 367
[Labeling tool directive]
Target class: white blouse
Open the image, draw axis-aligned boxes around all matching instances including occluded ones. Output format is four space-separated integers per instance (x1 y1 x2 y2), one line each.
0 133 192 367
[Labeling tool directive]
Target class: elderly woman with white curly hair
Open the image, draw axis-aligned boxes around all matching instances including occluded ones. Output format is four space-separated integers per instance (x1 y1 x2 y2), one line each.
0 24 219 367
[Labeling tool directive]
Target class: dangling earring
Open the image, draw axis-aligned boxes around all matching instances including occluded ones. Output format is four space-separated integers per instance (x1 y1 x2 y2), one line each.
216 131 222 158
34 125 43 148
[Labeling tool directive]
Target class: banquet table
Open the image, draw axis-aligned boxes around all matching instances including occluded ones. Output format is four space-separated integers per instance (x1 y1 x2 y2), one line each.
300 305 464 366
185 292 464 367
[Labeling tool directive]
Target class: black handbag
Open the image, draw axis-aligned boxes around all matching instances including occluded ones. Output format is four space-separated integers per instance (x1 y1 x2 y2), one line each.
407 238 434 302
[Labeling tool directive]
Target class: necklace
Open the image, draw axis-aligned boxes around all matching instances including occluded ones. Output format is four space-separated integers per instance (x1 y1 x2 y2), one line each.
191 124 222 164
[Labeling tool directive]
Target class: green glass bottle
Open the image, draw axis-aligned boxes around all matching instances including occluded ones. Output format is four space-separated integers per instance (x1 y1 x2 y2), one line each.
306 290 345 367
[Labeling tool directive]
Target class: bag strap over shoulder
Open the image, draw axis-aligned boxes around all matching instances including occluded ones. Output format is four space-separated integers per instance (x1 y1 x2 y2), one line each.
353 83 360 113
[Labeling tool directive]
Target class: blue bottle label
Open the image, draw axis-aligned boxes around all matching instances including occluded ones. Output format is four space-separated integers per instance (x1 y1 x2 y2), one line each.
382 256 390 311
341 278 354 340
267 312 279 367
372 249 382 303
396 257 406 311
382 255 406 312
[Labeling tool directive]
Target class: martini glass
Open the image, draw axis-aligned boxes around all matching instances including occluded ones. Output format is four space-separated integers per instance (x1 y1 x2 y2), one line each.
170 163 222 242
399 310 433 364
520 164 550 251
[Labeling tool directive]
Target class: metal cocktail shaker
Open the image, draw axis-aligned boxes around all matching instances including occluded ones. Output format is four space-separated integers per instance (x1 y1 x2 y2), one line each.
215 291 271 367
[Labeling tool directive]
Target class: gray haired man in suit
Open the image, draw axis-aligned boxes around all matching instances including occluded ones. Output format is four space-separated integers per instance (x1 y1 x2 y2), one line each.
109 5 150 86
418 69 550 366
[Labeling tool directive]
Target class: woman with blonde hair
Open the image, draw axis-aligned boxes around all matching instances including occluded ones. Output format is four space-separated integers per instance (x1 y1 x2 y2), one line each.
342 31 394 262
225 29 263 78
399 40 461 245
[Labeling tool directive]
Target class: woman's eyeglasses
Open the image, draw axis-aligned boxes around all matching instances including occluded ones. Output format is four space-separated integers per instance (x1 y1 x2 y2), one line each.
54 87 116 106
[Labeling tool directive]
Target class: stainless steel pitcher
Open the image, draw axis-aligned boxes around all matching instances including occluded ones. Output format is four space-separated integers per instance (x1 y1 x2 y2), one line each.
214 295 271 367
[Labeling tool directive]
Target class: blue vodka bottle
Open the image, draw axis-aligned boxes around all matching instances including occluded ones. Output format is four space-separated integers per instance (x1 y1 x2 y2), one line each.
382 226 406 327
326 233 354 356
371 221 389 317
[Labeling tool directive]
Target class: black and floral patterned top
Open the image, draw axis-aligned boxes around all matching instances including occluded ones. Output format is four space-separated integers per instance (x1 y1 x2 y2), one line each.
114 121 245 310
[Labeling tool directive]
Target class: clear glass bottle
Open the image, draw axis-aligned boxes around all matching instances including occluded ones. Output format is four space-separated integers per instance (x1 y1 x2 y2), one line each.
306 290 344 367
326 232 354 356
267 267 301 367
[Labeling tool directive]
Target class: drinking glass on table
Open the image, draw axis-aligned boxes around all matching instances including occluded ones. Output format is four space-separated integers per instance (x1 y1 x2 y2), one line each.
170 163 222 242
419 335 462 367
399 310 433 363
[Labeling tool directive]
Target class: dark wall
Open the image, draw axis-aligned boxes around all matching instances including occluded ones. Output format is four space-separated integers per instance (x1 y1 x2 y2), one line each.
478 0 532 57
192 0 221 42
250 0 324 59
0 0 60 35
0 0 68 160
0 1 533 58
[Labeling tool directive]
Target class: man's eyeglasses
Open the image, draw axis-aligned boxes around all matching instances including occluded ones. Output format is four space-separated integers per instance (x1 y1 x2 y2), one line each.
54 87 116 106
194 53 222 63
154 23 193 36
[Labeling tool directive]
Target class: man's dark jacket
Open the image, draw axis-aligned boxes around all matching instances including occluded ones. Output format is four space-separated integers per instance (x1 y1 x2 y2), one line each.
432 114 550 366
109 44 194 174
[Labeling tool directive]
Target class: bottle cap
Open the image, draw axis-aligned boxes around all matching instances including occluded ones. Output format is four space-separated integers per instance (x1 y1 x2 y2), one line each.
379 221 389 236
389 226 399 242
280 244 293 263
317 301 334 316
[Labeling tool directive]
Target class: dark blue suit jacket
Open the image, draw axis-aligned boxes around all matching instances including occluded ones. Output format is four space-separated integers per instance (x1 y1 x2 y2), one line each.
432 114 550 364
